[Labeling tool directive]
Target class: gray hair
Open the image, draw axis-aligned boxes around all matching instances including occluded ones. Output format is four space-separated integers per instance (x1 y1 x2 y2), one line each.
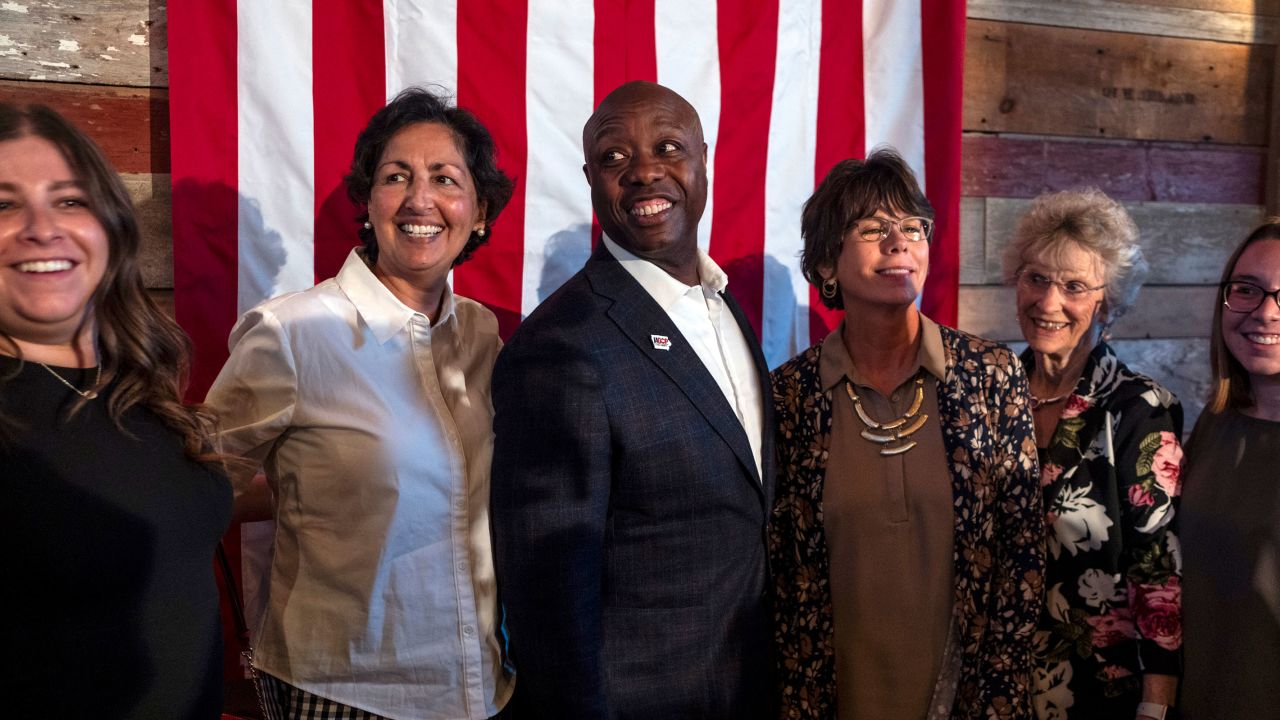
1002 188 1149 327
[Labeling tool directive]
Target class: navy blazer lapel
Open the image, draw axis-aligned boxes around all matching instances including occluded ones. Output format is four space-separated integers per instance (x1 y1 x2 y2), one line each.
584 247 765 495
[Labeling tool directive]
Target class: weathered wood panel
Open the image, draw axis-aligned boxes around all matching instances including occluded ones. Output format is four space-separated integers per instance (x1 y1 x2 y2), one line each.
959 197 986 284
965 20 1272 145
0 79 168 174
970 198 1264 285
957 285 1217 342
969 0 1279 44
123 173 172 289
0 0 164 86
1270 44 1280 214
1112 336 1211 432
962 135 1265 204
1113 0 1278 16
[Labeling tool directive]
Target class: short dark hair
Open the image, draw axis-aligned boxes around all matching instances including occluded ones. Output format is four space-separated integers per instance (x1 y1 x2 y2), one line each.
800 148 933 309
345 86 515 266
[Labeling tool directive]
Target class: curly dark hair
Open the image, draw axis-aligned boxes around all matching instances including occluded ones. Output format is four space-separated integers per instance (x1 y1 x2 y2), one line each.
800 148 933 310
345 86 515 266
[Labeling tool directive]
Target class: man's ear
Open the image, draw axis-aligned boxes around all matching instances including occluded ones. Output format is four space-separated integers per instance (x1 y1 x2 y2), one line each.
582 163 591 186
701 143 708 165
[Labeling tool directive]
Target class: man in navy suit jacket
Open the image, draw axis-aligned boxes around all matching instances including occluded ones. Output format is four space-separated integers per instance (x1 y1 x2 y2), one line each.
490 81 777 718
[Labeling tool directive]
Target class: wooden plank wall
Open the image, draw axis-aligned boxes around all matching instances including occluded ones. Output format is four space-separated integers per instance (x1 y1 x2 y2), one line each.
959 0 1280 429
5 0 1277 428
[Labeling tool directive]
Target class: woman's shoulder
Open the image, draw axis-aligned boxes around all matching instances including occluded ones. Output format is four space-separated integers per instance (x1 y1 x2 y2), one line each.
1098 348 1182 413
770 342 823 384
935 324 1024 384
452 294 501 338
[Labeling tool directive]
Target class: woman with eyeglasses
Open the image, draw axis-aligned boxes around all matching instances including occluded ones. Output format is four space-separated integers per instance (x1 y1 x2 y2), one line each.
1180 219 1280 719
771 148 1044 719
1003 189 1182 720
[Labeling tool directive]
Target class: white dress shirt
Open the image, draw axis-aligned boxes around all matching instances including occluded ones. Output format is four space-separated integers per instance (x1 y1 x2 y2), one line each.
602 236 764 477
206 249 512 720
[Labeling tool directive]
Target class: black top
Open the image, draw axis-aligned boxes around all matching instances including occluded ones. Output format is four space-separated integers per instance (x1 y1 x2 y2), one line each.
0 355 232 719
1181 408 1280 720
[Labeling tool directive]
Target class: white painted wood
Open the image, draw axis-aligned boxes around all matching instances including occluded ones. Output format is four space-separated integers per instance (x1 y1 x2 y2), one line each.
968 0 1278 45
0 0 163 86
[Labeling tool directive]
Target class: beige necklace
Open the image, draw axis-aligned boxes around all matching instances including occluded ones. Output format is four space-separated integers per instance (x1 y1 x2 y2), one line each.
36 362 101 400
845 372 928 456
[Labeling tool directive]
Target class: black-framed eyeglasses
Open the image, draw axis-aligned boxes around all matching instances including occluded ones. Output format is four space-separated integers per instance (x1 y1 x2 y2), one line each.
850 216 933 243
1016 270 1106 298
1222 280 1280 313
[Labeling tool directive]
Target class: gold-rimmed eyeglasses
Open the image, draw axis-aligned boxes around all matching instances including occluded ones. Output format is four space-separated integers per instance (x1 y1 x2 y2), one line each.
1016 270 1106 299
850 216 933 243
1222 280 1280 313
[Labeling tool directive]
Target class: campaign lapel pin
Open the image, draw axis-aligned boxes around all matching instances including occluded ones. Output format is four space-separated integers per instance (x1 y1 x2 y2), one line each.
650 334 672 351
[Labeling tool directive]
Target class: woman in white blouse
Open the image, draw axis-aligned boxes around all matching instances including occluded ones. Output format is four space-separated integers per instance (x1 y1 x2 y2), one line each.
206 87 515 720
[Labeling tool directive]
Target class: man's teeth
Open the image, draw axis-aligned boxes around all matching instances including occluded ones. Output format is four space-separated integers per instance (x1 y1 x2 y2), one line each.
631 201 672 216
16 260 73 273
399 224 443 237
1035 319 1068 330
1246 333 1280 345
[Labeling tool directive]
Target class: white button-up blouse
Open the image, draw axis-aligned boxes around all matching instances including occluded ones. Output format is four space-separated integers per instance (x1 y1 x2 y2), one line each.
207 249 512 719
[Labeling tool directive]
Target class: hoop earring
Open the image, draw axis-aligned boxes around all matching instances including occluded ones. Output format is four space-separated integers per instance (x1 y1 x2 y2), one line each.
820 277 839 300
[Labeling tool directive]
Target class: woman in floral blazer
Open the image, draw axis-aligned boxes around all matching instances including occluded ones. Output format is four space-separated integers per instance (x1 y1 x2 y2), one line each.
1004 190 1182 720
770 150 1044 720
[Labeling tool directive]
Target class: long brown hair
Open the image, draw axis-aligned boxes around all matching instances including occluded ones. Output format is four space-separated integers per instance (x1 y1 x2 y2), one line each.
1206 217 1280 413
0 103 220 464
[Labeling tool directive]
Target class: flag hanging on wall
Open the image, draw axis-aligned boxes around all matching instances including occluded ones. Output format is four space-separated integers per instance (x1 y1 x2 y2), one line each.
169 0 964 399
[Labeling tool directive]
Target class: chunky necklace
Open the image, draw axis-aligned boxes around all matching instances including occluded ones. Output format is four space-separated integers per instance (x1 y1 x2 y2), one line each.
845 372 928 456
36 362 101 400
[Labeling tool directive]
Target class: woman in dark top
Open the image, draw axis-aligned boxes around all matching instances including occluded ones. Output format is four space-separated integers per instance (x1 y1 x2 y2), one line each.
1181 219 1280 719
0 103 232 718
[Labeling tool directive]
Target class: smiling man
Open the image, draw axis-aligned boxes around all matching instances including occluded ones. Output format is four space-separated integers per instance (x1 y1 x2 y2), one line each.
490 82 776 718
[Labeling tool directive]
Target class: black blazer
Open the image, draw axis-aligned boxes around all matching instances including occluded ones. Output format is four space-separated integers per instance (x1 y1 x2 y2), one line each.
491 245 777 719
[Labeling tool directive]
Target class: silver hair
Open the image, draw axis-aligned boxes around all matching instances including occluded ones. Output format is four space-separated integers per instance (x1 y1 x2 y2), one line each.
1002 187 1149 327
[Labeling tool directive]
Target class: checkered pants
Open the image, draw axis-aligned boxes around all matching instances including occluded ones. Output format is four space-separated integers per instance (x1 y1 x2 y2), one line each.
257 672 390 720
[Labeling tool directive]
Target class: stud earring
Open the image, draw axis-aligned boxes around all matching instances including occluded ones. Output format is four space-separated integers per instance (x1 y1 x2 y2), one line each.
362 221 372 230
477 227 486 237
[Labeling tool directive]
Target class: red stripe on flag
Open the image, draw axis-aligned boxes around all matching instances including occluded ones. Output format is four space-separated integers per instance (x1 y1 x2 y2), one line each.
920 0 965 327
710 0 780 338
809 0 865 343
591 0 658 245
456 0 529 338
312 1 387 282
168 0 238 401
167 0 240 691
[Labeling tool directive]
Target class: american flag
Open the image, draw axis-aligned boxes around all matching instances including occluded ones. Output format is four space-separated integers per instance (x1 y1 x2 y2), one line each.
168 0 965 695
168 0 964 400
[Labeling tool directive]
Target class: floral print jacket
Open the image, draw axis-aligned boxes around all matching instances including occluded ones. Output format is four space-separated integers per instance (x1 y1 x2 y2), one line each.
770 325 1045 720
1026 342 1183 720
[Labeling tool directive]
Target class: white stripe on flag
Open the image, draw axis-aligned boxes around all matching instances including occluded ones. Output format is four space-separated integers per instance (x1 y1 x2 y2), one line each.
523 0 595 316
655 0 720 255
763 0 822 365
862 0 926 185
384 0 459 99
236 0 316 313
